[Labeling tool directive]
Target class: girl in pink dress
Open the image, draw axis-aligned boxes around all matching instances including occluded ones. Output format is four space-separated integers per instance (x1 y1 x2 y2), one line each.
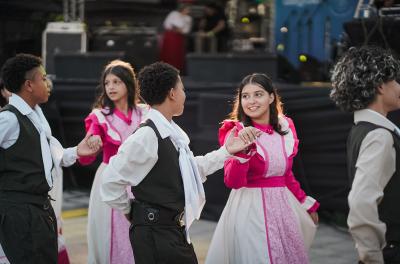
206 73 319 264
79 60 148 264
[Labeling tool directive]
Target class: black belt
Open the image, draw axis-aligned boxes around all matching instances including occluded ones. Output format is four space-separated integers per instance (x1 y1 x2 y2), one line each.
0 191 53 209
130 199 184 227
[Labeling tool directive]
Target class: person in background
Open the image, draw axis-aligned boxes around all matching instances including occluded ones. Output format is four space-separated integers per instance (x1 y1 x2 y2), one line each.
331 46 400 264
197 3 229 52
79 60 148 264
206 73 319 264
0 54 100 264
160 4 192 73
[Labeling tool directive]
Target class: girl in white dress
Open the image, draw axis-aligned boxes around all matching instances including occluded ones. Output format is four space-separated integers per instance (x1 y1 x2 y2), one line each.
206 73 319 264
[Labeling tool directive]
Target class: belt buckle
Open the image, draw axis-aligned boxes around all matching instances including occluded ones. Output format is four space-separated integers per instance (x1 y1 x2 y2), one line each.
145 207 159 224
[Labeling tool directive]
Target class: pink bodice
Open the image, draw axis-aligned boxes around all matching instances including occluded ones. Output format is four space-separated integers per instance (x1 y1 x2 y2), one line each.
79 107 142 165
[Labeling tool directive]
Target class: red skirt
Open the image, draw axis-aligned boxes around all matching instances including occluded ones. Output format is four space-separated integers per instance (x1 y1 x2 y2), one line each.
160 30 186 72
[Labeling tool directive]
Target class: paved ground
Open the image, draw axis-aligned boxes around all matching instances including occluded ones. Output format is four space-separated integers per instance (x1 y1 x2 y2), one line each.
62 190 358 264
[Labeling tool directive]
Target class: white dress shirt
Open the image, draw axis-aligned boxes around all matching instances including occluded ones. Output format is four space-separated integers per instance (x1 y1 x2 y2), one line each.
0 94 77 188
101 108 231 215
348 109 400 264
163 10 192 34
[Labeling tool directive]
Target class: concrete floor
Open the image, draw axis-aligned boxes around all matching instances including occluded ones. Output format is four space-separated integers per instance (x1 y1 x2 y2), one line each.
63 216 358 264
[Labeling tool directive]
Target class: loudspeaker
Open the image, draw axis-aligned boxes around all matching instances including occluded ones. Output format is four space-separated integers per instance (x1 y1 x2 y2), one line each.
42 22 87 74
91 27 159 70
54 51 125 80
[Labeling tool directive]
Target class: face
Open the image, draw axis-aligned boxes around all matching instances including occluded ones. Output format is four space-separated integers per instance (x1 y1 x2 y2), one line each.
241 83 274 124
104 73 128 104
380 80 400 113
26 66 50 104
181 7 190 16
172 76 186 117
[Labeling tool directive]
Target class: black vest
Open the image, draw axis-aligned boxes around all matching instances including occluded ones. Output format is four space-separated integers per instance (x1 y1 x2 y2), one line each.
347 121 400 243
0 105 49 195
131 119 185 212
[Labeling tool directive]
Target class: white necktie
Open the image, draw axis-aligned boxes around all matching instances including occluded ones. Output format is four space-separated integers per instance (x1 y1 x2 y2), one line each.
28 111 53 188
168 122 206 244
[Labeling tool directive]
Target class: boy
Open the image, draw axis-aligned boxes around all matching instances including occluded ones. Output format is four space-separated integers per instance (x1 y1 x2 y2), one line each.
331 46 400 264
0 54 99 263
101 62 251 264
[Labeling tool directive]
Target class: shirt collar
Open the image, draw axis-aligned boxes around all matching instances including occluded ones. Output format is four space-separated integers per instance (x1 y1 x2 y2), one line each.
9 93 34 116
354 109 400 135
146 108 173 139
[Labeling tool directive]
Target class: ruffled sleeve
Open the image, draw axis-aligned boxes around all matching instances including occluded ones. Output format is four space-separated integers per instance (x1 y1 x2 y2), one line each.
284 116 319 212
219 120 255 189
78 110 105 165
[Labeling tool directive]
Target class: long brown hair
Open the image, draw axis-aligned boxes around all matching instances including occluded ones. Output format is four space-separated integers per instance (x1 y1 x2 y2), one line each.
93 60 138 115
229 73 287 135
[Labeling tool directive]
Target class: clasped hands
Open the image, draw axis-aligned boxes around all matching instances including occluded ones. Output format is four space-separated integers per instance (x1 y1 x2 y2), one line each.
224 126 262 155
77 134 103 157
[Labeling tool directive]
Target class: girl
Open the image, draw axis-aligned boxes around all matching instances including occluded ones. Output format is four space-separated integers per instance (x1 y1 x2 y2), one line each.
206 73 319 264
79 60 148 264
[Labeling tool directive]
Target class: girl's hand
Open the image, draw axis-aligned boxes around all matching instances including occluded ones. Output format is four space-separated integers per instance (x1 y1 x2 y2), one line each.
238 126 262 145
87 135 102 150
309 212 319 225
225 127 255 154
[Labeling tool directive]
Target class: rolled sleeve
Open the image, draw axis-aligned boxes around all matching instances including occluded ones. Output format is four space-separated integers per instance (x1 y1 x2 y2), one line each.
101 127 158 214
347 129 395 264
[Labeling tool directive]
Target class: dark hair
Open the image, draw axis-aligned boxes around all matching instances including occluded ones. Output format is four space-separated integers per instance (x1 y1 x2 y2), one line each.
330 46 400 112
93 60 138 114
229 73 287 135
1 53 42 93
0 78 8 107
138 62 179 105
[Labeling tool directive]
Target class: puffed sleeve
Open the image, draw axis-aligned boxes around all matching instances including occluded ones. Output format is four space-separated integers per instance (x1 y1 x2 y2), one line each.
219 120 256 189
78 111 104 165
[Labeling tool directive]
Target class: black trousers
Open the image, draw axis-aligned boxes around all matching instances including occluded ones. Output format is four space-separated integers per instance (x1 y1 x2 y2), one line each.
130 225 198 264
0 199 57 264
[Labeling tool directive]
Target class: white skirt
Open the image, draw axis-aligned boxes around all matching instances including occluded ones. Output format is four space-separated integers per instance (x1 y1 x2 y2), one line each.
205 187 316 264
87 163 134 264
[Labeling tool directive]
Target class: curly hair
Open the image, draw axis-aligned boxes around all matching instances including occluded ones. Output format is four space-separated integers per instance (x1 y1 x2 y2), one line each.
330 46 400 112
138 62 179 105
93 60 138 115
229 73 287 135
1 54 42 94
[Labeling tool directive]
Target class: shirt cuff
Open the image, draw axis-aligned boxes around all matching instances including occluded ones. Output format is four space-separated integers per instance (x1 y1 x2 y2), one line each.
301 196 320 212
62 146 78 166
358 248 384 264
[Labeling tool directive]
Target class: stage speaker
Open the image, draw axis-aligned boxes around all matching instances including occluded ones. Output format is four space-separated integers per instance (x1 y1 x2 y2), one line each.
42 22 87 75
91 26 158 71
54 51 125 80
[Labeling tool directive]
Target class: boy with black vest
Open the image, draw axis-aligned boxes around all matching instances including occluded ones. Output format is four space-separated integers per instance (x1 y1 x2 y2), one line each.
0 54 100 263
101 62 252 264
331 46 400 264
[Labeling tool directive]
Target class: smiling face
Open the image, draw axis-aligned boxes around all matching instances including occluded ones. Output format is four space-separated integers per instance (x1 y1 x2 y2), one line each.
104 73 128 105
241 83 275 124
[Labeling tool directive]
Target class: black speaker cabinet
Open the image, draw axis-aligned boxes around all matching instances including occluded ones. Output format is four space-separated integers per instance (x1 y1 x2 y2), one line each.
54 51 126 80
91 27 159 71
